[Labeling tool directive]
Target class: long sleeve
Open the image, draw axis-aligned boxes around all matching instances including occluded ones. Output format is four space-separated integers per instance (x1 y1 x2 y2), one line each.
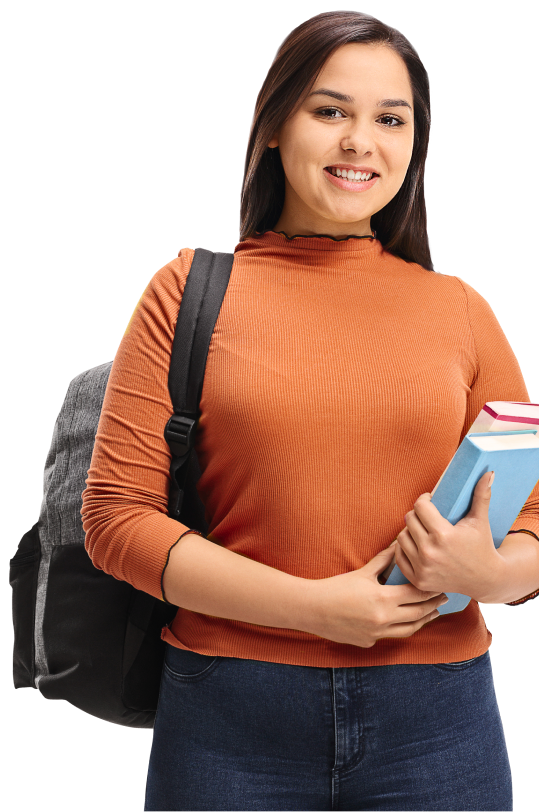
81 249 199 601
456 276 539 536
460 279 539 606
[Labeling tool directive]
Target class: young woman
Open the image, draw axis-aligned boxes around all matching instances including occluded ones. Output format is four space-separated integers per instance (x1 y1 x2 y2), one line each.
81 10 539 811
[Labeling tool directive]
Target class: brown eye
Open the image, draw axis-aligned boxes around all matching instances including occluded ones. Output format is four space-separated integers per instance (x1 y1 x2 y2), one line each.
378 115 404 127
316 109 405 126
316 107 344 119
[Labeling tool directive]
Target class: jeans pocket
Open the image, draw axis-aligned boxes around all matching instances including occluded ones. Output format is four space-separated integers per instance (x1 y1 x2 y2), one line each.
430 651 488 671
164 644 223 682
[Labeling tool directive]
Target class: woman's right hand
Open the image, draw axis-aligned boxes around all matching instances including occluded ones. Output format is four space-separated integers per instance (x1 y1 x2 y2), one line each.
303 544 448 648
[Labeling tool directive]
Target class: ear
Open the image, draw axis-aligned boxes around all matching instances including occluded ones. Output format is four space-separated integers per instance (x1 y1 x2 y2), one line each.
268 134 279 149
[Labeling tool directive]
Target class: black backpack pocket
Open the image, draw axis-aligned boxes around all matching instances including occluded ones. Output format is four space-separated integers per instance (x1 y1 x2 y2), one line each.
10 522 41 688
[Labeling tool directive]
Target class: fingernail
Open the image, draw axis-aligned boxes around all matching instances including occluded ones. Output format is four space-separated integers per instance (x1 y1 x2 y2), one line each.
488 471 495 488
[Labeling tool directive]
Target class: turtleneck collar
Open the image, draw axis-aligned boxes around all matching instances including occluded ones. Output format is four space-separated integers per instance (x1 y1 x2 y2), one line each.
234 228 386 268
262 228 377 242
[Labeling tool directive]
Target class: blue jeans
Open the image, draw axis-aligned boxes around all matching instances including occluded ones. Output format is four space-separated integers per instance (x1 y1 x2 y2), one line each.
144 644 512 811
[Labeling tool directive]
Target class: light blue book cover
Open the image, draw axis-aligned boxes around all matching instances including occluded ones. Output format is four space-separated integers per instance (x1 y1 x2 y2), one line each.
384 430 539 613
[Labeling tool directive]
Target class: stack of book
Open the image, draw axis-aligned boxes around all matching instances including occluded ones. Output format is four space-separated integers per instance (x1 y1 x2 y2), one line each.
382 402 539 614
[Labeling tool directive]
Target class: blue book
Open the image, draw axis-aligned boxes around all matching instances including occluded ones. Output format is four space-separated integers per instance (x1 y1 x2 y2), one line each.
384 430 539 613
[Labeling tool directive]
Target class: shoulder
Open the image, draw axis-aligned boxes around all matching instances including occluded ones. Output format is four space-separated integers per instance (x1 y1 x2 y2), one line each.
123 248 196 339
147 247 196 300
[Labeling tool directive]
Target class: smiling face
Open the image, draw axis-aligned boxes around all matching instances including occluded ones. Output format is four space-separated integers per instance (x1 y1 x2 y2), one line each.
268 42 415 238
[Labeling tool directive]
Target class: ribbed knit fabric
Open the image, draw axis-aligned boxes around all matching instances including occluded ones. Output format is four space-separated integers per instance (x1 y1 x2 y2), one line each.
81 230 539 667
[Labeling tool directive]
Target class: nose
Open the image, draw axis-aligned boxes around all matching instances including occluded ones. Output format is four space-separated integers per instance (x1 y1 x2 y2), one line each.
340 119 376 156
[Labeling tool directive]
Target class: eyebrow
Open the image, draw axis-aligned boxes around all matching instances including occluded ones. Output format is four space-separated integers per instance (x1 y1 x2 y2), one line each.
307 88 412 110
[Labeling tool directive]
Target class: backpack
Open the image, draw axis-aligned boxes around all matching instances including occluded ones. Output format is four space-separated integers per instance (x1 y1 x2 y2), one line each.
9 248 235 728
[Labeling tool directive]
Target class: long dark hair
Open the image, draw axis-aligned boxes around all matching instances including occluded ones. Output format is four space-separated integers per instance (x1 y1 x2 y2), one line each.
239 10 434 271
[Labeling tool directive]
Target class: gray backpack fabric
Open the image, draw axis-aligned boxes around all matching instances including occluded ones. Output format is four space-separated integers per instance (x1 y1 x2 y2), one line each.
9 249 235 727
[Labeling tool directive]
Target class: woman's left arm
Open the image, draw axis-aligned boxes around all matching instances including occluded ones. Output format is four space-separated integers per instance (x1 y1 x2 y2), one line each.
395 476 539 606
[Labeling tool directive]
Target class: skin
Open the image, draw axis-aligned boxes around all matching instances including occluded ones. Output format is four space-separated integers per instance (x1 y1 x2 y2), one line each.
268 42 415 239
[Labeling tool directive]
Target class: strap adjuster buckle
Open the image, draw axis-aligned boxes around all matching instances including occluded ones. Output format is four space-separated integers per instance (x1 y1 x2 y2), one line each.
164 414 196 457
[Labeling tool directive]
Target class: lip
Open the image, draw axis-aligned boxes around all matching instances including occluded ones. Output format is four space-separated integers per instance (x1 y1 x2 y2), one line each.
323 167 379 192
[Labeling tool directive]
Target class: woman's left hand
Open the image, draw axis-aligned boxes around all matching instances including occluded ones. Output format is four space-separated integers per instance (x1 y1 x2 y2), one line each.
394 470 503 601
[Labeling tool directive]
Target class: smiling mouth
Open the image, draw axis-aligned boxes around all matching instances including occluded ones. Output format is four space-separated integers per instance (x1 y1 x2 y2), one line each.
324 167 379 182
323 167 380 191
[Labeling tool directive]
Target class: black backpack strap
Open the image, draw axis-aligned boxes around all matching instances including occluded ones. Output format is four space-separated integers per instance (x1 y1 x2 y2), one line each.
164 249 234 520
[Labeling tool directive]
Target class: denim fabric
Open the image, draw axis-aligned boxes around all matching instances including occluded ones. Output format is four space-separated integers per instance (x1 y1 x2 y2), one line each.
144 644 512 811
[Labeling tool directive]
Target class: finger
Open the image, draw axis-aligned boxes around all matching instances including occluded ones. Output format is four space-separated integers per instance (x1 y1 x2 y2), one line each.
383 608 441 639
399 524 420 557
394 541 416 582
390 582 443 604
397 530 421 576
412 494 452 532
404 502 436 533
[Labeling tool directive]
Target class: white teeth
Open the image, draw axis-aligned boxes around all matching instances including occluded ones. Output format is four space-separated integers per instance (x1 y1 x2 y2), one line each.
331 167 373 182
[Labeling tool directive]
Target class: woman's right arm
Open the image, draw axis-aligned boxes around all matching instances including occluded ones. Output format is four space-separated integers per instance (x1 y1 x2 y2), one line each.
162 531 314 630
164 533 447 647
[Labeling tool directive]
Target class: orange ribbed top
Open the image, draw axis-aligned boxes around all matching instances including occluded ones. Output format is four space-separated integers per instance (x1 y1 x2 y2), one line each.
81 230 539 667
